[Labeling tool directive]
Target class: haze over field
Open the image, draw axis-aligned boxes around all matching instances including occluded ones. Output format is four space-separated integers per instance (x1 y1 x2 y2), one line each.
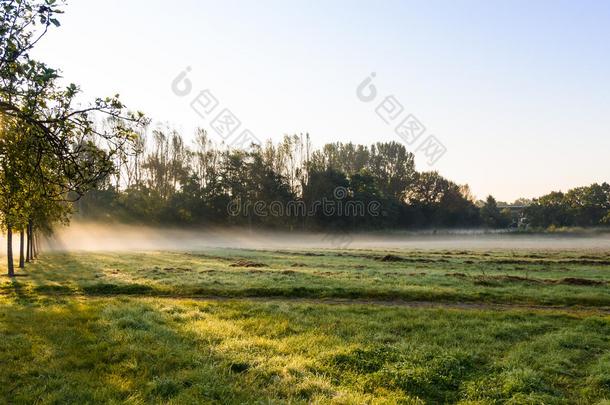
13 223 610 252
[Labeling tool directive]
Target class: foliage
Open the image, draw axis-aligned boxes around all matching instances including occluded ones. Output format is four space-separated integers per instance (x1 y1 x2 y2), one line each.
526 183 610 228
78 131 481 230
480 195 511 228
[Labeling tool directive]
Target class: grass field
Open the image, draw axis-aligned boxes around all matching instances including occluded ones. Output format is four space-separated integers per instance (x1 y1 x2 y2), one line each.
1 248 610 403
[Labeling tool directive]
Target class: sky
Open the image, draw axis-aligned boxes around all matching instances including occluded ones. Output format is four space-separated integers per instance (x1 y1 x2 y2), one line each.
32 0 610 202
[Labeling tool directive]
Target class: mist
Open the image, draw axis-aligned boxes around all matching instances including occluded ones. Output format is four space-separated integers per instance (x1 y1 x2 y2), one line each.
5 222 606 253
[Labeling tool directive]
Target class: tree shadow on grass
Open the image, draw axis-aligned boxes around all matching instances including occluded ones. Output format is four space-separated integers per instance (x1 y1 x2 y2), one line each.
3 252 166 298
1 295 610 403
0 296 276 403
0 278 33 303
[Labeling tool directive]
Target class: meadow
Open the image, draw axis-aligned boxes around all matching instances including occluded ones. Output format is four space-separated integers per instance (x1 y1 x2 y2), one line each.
1 248 609 404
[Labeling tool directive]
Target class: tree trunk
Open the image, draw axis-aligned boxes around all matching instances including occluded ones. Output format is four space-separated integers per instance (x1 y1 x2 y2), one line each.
34 232 39 258
29 222 34 260
19 229 24 268
7 226 14 277
26 221 31 263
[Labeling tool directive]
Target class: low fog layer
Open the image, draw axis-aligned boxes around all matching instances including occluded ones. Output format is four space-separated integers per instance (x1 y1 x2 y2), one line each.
10 223 607 252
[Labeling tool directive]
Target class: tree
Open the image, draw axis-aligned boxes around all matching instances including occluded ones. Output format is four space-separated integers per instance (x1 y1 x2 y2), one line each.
0 116 31 275
0 0 146 276
480 195 510 229
0 114 70 274
564 183 610 227
525 191 571 228
1 0 146 197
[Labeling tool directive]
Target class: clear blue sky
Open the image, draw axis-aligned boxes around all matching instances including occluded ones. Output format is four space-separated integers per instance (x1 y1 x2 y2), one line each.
33 0 610 201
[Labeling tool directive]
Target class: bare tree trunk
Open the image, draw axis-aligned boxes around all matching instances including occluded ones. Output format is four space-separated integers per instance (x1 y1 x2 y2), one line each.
35 232 40 258
7 226 14 277
33 232 38 259
19 229 24 268
29 221 34 260
26 221 31 263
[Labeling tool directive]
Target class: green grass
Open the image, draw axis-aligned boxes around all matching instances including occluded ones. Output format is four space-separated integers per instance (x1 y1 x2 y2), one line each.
1 295 609 404
1 248 610 403
2 248 609 307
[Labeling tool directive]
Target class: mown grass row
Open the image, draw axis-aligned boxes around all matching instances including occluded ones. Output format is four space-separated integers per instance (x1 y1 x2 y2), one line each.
2 249 609 307
3 281 610 310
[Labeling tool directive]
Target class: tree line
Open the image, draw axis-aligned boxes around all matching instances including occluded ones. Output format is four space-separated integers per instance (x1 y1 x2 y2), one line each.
524 184 610 229
75 130 480 229
76 128 610 232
